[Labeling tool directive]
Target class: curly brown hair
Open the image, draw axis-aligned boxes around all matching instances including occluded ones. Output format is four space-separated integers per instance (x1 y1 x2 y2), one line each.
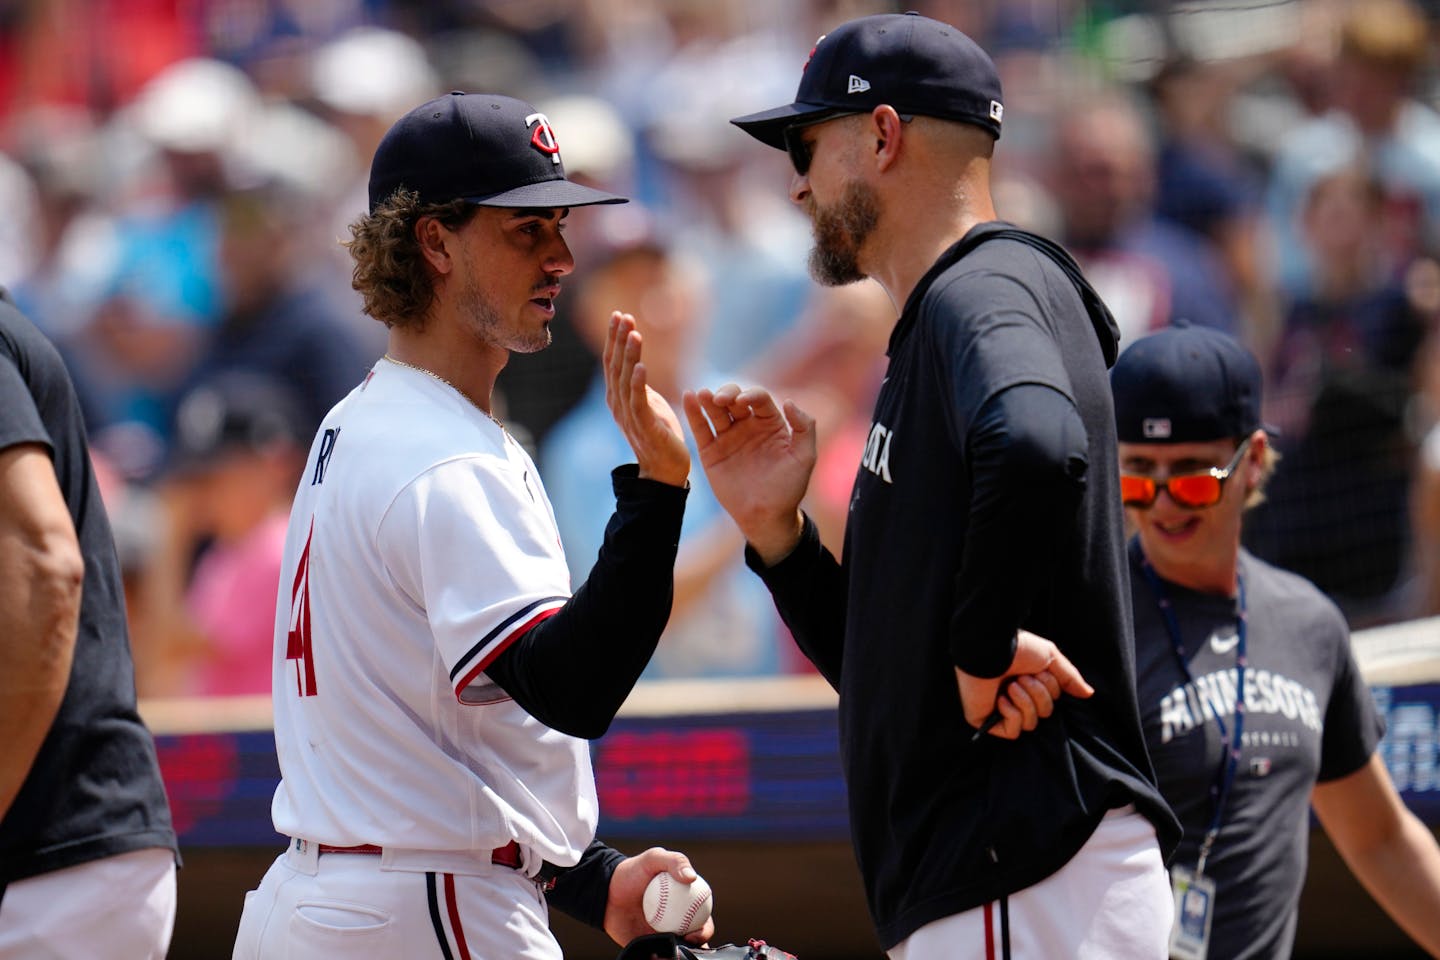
343 190 480 329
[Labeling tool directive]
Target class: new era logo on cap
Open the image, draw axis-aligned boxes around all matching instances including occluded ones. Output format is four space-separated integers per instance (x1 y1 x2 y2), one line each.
848 74 871 94
990 100 1004 122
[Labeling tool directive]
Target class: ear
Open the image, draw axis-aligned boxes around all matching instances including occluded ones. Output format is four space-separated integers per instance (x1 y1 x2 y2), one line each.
869 105 907 172
415 216 455 276
1245 429 1268 487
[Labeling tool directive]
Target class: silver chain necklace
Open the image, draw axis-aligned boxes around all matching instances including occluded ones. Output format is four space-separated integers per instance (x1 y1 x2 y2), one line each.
381 354 506 431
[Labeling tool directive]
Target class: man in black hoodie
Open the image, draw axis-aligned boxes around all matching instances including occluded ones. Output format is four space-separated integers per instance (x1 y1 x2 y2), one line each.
683 13 1180 959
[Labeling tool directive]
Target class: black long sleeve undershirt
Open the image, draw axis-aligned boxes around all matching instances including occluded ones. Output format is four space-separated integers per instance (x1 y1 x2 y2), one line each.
744 514 847 690
545 838 625 930
485 465 687 739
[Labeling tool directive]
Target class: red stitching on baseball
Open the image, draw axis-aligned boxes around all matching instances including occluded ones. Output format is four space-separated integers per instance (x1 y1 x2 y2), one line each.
680 885 710 933
648 874 669 928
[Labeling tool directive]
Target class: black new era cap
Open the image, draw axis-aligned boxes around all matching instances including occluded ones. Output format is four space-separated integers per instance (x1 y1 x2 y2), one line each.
367 92 628 213
1111 321 1264 444
731 12 1004 150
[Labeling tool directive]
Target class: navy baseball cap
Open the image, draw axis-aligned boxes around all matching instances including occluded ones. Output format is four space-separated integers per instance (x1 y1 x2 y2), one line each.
731 12 1004 150
1111 321 1264 443
367 92 627 213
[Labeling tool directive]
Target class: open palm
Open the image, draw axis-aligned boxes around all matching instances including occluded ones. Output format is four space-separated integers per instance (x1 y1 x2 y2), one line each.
604 312 689 487
682 384 816 559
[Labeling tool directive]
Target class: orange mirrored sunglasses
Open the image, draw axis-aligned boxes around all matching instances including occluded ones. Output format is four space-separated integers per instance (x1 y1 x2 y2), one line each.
1120 437 1253 510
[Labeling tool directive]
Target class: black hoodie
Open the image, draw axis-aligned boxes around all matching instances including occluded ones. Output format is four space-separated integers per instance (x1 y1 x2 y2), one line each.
748 222 1180 948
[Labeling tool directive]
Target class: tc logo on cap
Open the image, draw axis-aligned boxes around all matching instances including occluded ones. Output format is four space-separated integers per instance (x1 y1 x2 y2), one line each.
526 112 561 165
803 36 825 72
1142 418 1172 439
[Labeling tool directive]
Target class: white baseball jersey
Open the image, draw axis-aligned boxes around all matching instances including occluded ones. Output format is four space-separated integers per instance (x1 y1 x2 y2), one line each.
269 359 596 869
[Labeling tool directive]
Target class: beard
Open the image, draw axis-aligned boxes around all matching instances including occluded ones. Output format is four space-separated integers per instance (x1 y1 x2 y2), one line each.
457 274 553 354
808 178 880 286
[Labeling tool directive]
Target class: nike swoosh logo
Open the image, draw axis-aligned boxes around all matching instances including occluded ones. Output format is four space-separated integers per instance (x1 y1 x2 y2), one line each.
1210 633 1239 655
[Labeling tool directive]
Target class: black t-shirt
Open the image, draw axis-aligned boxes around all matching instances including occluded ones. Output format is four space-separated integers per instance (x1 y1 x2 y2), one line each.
752 223 1179 948
0 293 177 884
1131 540 1381 960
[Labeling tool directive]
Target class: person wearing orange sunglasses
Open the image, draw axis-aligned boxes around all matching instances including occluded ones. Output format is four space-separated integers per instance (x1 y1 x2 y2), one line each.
1112 321 1440 960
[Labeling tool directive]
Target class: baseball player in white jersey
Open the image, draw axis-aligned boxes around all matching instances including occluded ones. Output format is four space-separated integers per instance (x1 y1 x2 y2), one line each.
232 92 712 959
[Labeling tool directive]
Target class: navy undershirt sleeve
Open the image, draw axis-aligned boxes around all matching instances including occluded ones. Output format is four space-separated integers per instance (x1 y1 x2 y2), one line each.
744 513 847 689
546 839 625 930
950 382 1089 677
486 465 687 738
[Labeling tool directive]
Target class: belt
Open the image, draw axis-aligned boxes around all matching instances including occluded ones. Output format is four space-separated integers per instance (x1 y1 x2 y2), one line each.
314 839 559 888
317 843 383 855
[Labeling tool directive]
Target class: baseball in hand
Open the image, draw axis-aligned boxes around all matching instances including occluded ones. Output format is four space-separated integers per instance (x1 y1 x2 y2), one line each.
643 871 713 935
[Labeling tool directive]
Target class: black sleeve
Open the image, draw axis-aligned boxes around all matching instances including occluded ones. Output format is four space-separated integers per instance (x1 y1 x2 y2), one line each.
744 513 847 689
546 838 626 930
949 382 1089 677
485 465 686 739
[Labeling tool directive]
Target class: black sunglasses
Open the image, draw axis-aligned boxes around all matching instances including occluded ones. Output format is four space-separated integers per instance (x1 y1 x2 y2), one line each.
782 111 913 176
783 112 858 176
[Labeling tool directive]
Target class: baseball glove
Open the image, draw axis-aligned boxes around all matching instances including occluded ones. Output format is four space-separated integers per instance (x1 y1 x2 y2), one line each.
615 932 798 960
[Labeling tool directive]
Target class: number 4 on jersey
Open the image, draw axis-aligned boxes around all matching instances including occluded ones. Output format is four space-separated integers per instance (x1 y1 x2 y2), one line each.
286 520 319 696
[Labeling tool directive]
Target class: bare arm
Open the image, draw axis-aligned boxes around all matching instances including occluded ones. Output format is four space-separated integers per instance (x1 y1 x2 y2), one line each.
0 442 84 820
1312 753 1440 956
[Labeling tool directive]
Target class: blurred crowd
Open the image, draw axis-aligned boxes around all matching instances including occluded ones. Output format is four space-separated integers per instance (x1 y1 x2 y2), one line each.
2 0 1440 697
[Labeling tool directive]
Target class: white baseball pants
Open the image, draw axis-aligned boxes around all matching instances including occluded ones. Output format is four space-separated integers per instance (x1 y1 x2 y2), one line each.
233 840 562 959
888 805 1172 960
0 846 176 959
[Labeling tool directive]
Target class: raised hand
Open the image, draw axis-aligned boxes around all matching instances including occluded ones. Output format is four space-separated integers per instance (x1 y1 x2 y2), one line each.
956 629 1094 740
682 384 817 564
605 312 689 487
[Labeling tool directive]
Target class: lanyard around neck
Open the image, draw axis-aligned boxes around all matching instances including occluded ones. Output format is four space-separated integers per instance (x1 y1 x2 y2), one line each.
1140 555 1247 878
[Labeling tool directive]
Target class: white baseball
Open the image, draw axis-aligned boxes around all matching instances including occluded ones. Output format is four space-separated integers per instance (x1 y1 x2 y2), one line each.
642 871 713 935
